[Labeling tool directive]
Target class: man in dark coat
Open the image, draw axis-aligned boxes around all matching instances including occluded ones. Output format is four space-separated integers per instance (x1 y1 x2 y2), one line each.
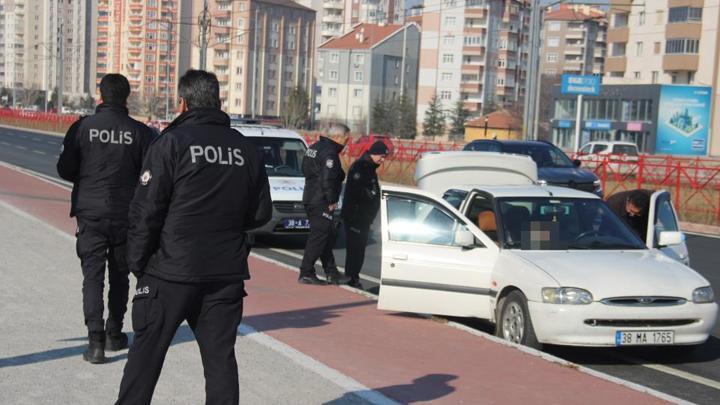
116 70 272 404
341 141 388 289
56 73 154 364
606 189 653 240
298 126 349 285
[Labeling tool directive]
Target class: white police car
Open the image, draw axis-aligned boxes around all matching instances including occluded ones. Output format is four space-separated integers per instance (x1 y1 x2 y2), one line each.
232 125 310 239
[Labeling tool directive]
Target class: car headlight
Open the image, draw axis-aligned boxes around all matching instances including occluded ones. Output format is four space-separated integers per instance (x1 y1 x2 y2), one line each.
692 286 715 303
542 287 593 305
593 179 602 191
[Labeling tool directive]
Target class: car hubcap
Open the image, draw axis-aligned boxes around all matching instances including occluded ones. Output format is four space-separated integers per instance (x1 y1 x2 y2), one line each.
502 302 525 343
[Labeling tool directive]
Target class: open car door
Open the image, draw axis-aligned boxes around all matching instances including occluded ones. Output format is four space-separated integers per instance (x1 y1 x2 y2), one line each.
378 185 499 319
646 190 690 266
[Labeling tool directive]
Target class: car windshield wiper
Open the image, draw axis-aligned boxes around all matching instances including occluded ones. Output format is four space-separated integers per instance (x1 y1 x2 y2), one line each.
568 241 642 250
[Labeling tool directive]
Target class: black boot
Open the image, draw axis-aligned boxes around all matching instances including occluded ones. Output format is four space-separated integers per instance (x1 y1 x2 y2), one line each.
106 329 129 351
83 332 106 364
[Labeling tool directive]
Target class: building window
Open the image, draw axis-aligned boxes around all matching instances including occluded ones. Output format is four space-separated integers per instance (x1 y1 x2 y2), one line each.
442 54 454 63
354 54 364 64
329 70 338 80
651 71 659 83
654 42 661 54
440 91 452 100
328 87 337 97
234 98 241 107
547 37 560 47
638 11 645 25
546 53 558 62
497 59 506 67
609 71 624 78
444 16 456 27
444 35 454 45
271 21 280 32
353 89 362 98
354 71 363 81
635 41 643 56
235 83 242 90
657 10 665 24
548 22 560 31
330 53 339 63
688 71 695 83
497 76 505 85
613 13 628 28
352 106 362 117
634 71 641 79
665 38 699 54
669 7 703 23
611 42 626 57
441 72 452 81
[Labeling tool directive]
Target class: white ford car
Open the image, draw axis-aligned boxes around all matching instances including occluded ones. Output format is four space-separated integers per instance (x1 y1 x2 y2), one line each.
232 125 310 238
377 152 717 348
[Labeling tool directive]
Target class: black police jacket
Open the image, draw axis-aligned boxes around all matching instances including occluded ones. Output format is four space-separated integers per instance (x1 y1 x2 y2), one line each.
56 104 155 220
341 153 381 227
126 108 272 283
302 136 345 207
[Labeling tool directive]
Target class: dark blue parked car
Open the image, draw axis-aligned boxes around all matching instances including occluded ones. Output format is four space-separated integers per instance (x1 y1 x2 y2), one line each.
463 140 603 196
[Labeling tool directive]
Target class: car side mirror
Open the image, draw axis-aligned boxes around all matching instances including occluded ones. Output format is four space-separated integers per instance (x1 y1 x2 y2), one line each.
573 159 582 167
454 229 476 248
658 231 684 247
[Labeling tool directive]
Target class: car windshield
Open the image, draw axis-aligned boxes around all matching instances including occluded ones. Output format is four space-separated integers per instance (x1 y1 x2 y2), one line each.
249 138 306 177
502 144 575 168
497 197 646 250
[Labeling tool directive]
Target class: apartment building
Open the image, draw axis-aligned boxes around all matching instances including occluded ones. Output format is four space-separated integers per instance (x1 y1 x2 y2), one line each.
540 4 606 76
191 0 315 117
604 0 720 156
316 22 420 131
0 0 95 104
96 0 192 117
416 0 530 132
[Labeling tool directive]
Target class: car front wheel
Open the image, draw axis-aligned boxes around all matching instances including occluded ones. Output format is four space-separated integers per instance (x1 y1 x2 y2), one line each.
496 290 542 350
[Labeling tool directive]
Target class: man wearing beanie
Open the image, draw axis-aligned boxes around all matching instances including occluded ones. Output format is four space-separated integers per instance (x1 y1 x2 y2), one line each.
340 141 389 289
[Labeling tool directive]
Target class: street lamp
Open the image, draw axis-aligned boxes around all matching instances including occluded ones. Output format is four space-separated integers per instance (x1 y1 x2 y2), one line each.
484 117 489 138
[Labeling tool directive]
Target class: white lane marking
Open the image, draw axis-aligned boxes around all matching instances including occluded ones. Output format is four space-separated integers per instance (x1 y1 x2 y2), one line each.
33 150 47 155
15 145 27 150
32 138 43 142
267 247 382 284
238 323 399 405
47 141 58 145
611 353 720 391
18 135 27 139
0 141 10 146
1 158 713 402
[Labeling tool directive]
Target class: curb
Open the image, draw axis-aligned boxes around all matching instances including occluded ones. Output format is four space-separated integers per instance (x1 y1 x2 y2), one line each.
0 123 64 137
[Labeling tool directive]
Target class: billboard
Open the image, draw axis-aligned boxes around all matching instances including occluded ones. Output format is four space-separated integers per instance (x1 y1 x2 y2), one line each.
561 74 601 96
655 85 711 155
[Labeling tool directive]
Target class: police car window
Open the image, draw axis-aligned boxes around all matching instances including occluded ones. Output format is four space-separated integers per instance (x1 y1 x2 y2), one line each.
592 144 608 153
249 138 306 177
579 144 592 154
614 145 638 155
387 195 461 247
654 196 679 247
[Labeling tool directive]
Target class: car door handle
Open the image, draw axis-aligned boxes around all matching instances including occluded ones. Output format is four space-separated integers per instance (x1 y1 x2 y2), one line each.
392 254 408 261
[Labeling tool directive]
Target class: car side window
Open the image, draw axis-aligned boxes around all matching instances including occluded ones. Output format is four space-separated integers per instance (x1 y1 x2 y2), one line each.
593 145 608 153
654 196 679 247
387 195 476 247
579 144 592 154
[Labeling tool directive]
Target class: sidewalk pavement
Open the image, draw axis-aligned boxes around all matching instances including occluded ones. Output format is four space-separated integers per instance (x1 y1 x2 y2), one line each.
0 163 674 404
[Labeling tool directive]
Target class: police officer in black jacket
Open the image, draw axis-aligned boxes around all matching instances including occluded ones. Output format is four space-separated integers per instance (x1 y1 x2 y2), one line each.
298 126 349 285
341 141 388 289
56 74 154 364
116 70 272 404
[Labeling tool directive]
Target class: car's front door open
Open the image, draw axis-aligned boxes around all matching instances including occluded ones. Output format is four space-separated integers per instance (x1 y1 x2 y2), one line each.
647 190 689 265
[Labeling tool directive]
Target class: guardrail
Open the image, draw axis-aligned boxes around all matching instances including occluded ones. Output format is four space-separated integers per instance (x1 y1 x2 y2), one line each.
0 109 79 133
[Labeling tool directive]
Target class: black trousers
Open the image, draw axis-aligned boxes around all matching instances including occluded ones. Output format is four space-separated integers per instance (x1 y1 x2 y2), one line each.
76 217 130 333
116 274 246 405
344 222 371 281
299 205 338 277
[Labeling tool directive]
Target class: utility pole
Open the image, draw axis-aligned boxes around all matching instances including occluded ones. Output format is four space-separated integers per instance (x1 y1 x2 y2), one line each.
251 7 259 118
165 19 173 121
399 22 407 98
522 0 541 140
198 0 210 70
58 22 65 114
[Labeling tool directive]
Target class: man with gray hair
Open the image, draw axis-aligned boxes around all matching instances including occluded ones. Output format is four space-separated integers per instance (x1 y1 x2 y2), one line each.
116 70 272 404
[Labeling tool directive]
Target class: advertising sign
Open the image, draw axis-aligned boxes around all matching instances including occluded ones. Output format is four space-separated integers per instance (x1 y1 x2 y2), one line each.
561 74 601 96
557 120 573 128
656 85 711 155
585 120 612 130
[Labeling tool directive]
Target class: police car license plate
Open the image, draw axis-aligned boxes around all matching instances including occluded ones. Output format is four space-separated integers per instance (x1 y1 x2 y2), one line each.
283 218 310 229
615 330 674 346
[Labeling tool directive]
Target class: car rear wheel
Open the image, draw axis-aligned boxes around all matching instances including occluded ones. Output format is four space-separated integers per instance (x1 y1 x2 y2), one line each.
496 290 542 350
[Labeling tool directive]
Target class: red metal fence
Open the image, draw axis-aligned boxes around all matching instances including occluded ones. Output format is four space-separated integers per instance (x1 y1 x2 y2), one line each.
0 109 79 133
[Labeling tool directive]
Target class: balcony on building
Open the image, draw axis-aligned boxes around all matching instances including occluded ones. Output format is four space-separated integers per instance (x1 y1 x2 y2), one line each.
217 73 229 83
663 54 699 71
129 2 143 11
323 0 344 10
462 46 485 58
322 14 343 24
460 81 483 93
564 48 583 56
604 56 627 72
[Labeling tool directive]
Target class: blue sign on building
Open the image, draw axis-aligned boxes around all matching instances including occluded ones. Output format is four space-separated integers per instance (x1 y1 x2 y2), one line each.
561 74 601 96
585 120 612 130
655 85 711 156
557 120 573 128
